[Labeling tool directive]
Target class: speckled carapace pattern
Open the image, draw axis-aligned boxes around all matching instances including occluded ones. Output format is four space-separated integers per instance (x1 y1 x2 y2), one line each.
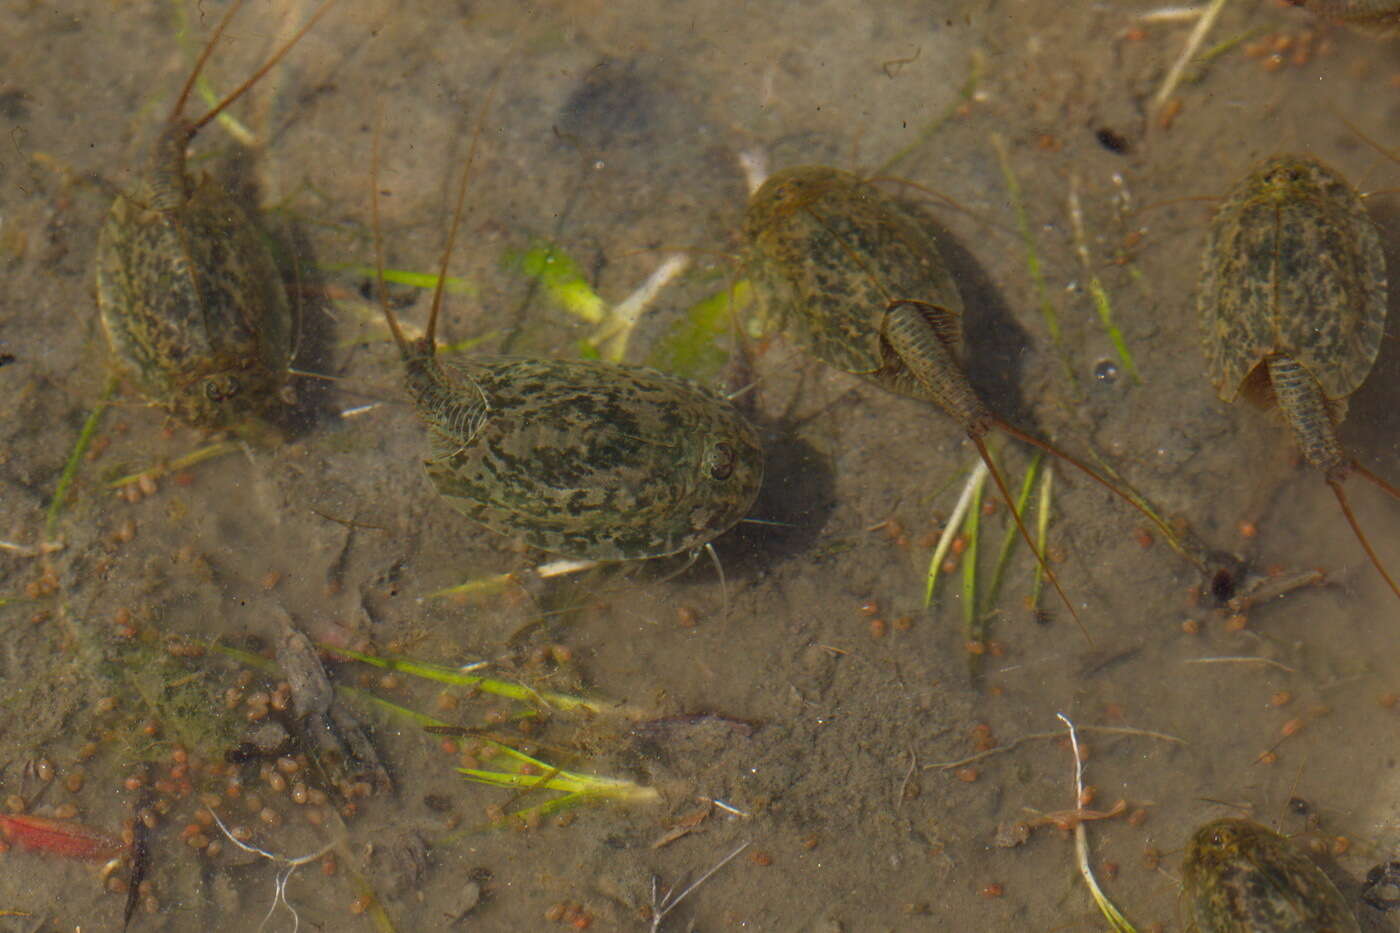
399 353 763 561
743 166 965 379
96 171 293 427
1197 156 1385 408
1181 818 1360 933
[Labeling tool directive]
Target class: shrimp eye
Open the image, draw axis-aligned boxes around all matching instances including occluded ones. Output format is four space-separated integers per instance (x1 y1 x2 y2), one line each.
203 375 242 402
706 442 735 480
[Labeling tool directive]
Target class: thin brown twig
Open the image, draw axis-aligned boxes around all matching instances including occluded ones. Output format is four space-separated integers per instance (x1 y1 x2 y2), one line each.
925 724 1185 771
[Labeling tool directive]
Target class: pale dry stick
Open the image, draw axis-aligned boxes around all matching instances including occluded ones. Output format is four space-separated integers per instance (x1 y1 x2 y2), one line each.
925 724 1186 771
924 459 989 608
208 809 334 933
1183 656 1298 673
1058 713 1137 932
1151 0 1230 117
650 841 751 932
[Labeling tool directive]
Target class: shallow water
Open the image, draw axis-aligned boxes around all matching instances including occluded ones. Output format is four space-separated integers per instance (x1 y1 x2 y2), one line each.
2 1 1400 930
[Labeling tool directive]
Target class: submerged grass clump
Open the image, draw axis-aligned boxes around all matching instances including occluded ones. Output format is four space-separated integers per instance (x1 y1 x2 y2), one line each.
318 645 657 827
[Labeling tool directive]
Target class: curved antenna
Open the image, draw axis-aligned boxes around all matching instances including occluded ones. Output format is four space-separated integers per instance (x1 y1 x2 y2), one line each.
1351 460 1400 500
1329 478 1400 602
994 418 1207 573
971 434 1091 645
424 67 511 350
168 0 247 126
184 0 342 138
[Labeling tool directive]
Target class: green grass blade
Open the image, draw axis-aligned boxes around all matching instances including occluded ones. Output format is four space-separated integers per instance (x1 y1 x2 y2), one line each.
1088 278 1141 384
646 280 751 379
46 375 116 539
321 645 632 716
925 461 987 608
504 240 605 324
324 262 478 298
984 452 1044 612
992 133 1076 387
1029 467 1054 613
961 467 985 652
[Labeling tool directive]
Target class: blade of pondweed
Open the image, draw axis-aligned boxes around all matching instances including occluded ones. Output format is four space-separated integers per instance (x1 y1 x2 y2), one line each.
46 375 116 539
984 452 1043 614
505 240 605 324
646 279 751 380
960 465 985 652
324 262 477 298
993 132 1074 387
106 440 241 489
321 645 642 718
1029 467 1054 614
924 460 987 609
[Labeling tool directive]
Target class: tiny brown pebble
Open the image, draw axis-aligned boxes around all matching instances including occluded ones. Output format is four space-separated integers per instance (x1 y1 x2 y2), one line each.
1238 520 1258 538
123 775 144 792
1379 692 1399 709
980 883 1004 898
1143 846 1162 869
868 618 887 639
1280 718 1305 737
143 894 159 914
114 519 137 543
260 572 281 590
205 840 223 858
1127 808 1149 827
322 853 338 876
291 783 309 805
1181 618 1201 635
1102 861 1119 880
52 803 77 820
950 535 967 556
139 809 158 830
1079 786 1097 807
750 850 772 866
554 812 575 828
77 742 98 761
1333 836 1351 855
987 641 1006 658
137 473 158 498
965 640 986 656
802 833 821 849
378 674 401 690
65 772 84 793
275 756 300 775
350 895 372 915
1132 528 1153 549
122 484 142 505
1224 614 1248 632
96 696 118 714
892 615 913 632
1257 751 1278 765
858 599 880 617
676 606 698 627
259 807 282 827
549 644 573 664
35 758 54 782
545 903 567 923
956 767 980 783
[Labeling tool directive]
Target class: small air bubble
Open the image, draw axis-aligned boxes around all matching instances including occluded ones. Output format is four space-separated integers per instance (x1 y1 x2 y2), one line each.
1092 359 1119 384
